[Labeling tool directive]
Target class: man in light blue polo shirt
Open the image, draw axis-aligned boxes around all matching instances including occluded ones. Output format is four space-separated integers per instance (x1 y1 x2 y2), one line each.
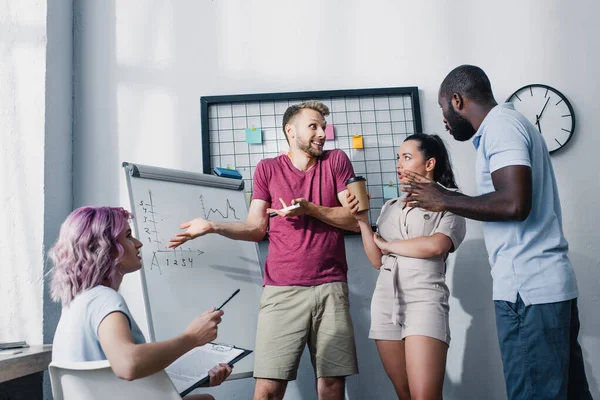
400 65 591 400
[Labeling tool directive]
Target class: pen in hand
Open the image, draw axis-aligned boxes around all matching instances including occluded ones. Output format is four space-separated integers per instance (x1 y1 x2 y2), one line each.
217 289 240 311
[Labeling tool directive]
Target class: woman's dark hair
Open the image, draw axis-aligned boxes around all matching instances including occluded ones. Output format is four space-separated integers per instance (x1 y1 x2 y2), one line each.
404 133 458 189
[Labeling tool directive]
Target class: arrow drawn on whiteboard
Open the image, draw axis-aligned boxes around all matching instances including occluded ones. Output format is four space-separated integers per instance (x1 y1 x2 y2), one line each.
150 252 162 274
148 248 205 275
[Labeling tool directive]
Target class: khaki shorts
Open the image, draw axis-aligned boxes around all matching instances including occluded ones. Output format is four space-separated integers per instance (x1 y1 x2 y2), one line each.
253 282 358 381
369 256 451 345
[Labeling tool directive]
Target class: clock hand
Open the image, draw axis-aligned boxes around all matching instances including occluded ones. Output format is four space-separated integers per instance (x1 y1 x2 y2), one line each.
535 114 542 134
536 97 551 123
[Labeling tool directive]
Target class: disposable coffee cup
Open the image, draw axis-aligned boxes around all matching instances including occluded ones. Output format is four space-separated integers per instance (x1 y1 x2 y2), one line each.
346 176 369 212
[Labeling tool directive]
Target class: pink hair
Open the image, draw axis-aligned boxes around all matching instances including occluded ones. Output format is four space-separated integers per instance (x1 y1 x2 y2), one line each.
49 206 132 306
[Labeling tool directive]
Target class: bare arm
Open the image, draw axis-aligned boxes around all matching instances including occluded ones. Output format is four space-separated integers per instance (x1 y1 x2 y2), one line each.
375 233 454 259
357 220 383 269
401 165 532 222
346 191 382 268
306 190 360 232
444 165 532 221
98 309 224 381
169 199 270 247
210 199 270 241
307 204 360 232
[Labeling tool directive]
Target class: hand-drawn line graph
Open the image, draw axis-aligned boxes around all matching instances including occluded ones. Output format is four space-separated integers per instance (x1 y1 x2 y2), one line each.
139 190 206 275
199 194 240 220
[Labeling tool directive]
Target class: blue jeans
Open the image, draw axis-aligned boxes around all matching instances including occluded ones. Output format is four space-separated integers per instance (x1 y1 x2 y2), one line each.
495 295 592 400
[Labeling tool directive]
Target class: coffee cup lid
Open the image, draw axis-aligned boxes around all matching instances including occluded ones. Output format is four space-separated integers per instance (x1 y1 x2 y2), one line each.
345 176 366 185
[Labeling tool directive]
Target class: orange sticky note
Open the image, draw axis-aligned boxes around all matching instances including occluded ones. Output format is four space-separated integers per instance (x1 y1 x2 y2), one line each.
352 135 363 149
325 124 335 141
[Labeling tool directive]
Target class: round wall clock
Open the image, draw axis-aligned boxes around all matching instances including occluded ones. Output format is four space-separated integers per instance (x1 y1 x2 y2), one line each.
506 84 575 154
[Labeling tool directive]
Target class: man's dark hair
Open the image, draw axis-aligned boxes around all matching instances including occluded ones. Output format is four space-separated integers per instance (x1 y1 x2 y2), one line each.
439 65 495 104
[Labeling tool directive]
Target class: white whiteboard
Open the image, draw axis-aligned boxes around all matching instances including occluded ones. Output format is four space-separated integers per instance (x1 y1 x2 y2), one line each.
123 163 262 378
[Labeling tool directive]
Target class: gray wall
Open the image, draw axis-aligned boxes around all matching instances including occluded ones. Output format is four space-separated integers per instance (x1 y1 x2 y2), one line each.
70 1 600 398
0 0 594 399
43 3 74 399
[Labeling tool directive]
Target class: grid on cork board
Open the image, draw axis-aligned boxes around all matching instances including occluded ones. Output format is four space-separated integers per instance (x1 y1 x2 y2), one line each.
201 87 422 224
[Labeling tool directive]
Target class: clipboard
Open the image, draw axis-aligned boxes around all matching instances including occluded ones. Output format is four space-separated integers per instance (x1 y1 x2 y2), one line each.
166 342 252 397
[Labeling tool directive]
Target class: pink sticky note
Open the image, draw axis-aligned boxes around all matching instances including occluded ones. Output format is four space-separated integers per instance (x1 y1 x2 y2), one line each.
325 124 335 140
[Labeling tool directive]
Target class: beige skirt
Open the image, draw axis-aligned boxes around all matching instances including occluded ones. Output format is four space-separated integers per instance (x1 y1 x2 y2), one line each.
369 254 451 345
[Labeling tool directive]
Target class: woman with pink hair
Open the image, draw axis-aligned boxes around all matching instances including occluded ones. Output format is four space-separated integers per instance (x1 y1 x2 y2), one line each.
50 206 230 400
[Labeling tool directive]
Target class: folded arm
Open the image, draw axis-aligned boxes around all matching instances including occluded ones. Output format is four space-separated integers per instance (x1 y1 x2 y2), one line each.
377 233 454 259
306 190 360 232
267 191 360 232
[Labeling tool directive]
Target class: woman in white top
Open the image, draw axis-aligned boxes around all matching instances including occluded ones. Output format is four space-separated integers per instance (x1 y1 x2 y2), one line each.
50 206 231 400
347 134 466 400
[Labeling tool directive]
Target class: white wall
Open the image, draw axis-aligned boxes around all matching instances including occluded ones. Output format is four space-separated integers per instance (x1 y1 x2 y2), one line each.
72 1 600 399
1 2 72 398
0 0 72 340
0 0 48 345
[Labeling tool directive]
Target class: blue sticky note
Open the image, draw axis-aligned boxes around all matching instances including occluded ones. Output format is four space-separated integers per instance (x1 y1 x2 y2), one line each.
245 128 262 144
383 184 398 200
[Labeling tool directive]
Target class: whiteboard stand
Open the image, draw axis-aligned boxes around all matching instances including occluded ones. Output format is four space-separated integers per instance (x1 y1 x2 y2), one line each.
123 162 262 382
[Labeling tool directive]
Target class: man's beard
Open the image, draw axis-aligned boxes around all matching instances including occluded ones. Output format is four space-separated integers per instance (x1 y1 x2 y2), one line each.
297 136 323 157
446 103 476 142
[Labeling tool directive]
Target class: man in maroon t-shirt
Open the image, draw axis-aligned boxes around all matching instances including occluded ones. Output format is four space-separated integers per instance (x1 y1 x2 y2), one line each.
170 101 360 400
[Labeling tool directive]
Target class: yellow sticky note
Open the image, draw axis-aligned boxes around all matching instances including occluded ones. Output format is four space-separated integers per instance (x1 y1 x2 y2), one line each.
352 135 363 149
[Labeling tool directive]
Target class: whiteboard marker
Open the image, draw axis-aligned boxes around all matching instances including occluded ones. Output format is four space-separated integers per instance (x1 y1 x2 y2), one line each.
268 203 301 218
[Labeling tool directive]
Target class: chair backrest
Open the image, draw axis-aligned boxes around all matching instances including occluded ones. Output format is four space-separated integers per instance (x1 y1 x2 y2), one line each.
49 360 182 400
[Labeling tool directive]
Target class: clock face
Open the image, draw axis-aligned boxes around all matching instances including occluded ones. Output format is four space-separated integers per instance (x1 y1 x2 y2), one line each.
506 84 575 153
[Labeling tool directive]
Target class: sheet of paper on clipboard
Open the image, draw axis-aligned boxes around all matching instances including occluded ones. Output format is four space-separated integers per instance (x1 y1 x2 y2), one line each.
166 342 252 397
